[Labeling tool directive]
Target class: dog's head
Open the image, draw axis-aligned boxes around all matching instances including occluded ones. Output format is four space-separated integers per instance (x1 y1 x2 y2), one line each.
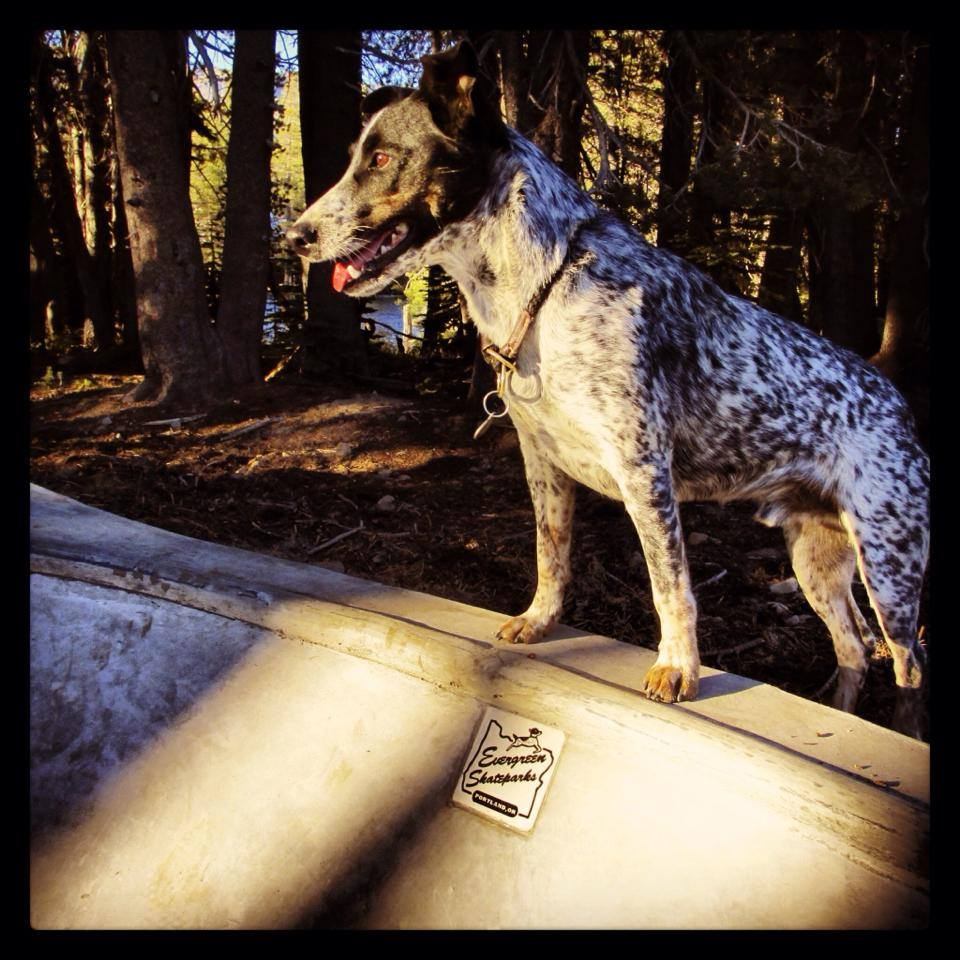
286 41 506 295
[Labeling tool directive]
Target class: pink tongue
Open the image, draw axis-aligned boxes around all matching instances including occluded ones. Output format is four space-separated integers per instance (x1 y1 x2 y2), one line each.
332 262 351 293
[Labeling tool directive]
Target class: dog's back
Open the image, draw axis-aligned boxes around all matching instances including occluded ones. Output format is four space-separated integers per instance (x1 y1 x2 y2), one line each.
497 182 928 737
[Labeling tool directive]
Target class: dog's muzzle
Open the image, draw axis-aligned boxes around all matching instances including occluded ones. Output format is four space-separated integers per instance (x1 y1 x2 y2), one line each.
285 222 319 259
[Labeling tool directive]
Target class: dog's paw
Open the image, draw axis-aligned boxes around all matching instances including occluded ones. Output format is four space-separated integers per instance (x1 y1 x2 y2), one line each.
496 616 546 645
831 665 865 714
641 664 699 703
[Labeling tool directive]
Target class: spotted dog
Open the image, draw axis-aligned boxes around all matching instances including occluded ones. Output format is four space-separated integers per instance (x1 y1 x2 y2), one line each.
287 42 929 738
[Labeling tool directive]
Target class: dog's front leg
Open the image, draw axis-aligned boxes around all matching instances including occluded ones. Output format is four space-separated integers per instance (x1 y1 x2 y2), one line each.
497 435 575 645
622 455 700 702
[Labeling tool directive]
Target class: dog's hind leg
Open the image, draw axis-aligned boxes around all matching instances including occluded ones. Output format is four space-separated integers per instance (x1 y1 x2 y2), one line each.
781 509 876 713
620 454 700 703
837 456 929 738
838 516 927 738
497 434 575 645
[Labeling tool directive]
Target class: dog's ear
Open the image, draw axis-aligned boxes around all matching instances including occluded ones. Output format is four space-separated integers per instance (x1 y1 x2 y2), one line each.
419 40 504 145
361 85 415 121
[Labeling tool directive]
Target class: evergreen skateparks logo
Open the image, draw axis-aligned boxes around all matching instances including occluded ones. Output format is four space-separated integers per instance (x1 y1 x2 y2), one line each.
453 707 564 832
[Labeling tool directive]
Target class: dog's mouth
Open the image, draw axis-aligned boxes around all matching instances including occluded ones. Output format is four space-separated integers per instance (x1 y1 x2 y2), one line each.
332 220 417 293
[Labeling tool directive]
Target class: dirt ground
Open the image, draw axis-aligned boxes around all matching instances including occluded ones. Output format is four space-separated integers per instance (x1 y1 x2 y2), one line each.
29 370 929 739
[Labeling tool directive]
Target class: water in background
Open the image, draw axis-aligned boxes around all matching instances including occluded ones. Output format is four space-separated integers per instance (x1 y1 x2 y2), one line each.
364 294 424 350
263 293 424 350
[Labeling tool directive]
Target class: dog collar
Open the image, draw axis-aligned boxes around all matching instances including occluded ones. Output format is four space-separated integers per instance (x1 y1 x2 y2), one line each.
483 215 596 370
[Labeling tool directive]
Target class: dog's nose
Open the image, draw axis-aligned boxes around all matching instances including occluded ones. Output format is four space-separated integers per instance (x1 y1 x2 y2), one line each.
285 222 318 255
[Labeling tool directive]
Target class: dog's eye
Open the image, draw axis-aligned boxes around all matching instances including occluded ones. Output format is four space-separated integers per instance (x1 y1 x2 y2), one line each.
370 151 390 169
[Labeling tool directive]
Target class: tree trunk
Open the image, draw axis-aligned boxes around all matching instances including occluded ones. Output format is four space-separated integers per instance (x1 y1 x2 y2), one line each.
215 30 276 388
501 30 588 181
30 180 67 347
422 266 445 358
159 30 193 192
111 139 139 356
807 204 878 355
106 30 227 405
34 36 114 350
871 42 929 391
689 76 721 249
688 72 744 295
78 32 116 343
758 210 804 323
497 31 524 128
465 29 500 82
298 30 368 378
805 32 881 357
656 31 697 254
463 28 502 384
535 30 589 181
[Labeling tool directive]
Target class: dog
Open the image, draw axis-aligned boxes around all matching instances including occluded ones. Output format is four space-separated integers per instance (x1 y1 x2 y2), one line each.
286 42 929 738
506 729 544 752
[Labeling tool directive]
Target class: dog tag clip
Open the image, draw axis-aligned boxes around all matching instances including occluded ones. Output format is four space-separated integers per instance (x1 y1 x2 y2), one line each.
472 416 495 440
473 388 509 440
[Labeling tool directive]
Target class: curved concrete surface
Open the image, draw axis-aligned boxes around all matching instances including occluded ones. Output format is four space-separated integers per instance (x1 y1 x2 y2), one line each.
29 484 929 929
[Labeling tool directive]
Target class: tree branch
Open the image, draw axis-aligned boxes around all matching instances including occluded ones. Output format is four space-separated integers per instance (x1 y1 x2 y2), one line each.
674 30 838 172
188 30 223 111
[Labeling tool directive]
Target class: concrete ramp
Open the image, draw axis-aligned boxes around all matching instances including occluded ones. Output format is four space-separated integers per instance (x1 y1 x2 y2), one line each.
29 484 929 929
